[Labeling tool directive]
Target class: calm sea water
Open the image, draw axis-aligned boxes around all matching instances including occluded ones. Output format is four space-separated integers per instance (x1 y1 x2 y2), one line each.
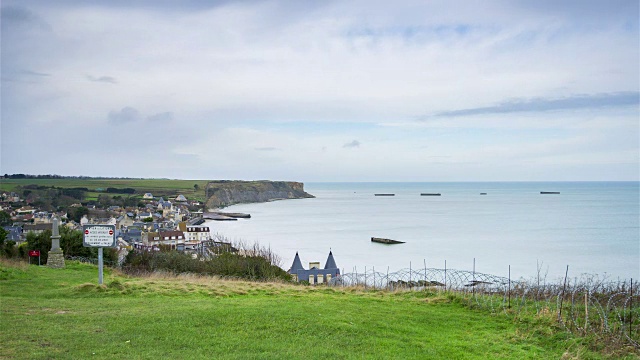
206 182 639 281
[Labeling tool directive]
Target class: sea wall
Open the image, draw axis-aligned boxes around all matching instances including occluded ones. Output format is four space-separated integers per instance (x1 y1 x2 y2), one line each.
205 181 314 209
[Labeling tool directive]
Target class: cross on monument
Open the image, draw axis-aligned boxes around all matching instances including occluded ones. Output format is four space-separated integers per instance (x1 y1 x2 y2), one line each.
47 216 65 268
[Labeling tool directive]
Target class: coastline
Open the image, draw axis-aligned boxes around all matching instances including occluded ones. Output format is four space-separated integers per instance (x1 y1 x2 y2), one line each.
207 182 640 281
204 180 314 209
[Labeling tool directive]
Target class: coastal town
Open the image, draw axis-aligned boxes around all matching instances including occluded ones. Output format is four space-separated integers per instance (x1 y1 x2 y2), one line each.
0 188 235 259
0 178 315 272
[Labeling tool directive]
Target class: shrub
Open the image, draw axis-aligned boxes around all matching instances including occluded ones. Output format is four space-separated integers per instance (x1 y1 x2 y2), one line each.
2 240 18 258
122 247 291 281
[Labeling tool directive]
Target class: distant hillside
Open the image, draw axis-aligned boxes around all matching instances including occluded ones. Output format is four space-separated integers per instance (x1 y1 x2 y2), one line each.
205 181 314 209
0 178 210 202
0 178 314 209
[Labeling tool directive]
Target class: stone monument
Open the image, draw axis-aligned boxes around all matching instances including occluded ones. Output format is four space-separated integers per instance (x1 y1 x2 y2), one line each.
47 216 65 269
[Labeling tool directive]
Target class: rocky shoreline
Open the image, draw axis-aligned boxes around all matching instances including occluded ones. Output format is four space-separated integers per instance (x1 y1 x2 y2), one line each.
205 180 314 209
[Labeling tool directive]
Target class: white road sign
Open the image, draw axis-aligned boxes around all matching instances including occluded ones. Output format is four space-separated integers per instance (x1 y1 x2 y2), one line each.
83 225 116 248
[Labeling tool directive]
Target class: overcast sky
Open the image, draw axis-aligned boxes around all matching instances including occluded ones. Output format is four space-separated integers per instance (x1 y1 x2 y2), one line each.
2 0 638 181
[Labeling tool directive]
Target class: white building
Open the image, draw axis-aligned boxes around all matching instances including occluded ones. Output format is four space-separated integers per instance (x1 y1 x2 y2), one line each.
178 222 210 242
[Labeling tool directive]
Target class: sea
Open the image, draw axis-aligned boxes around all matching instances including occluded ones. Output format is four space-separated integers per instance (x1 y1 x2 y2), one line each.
205 182 639 282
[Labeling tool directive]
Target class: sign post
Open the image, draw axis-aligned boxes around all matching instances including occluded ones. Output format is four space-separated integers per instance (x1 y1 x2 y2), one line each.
98 248 103 285
28 250 41 265
83 225 116 285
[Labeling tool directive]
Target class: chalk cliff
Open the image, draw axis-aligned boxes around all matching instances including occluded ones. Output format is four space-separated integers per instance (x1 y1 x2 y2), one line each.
205 181 314 209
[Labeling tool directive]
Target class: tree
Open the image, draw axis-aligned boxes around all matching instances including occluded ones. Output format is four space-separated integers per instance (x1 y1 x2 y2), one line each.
0 211 12 226
59 226 90 258
71 206 89 223
0 227 8 248
26 230 52 264
194 184 199 192
97 194 112 208
0 227 17 258
123 196 138 207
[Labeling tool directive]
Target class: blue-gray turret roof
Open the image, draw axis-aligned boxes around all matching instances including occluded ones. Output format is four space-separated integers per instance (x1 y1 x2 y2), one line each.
324 251 338 269
289 252 304 272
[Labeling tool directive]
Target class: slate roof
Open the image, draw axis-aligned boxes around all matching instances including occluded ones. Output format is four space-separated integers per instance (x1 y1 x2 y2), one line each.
23 223 53 232
2 226 22 241
158 200 172 209
151 230 185 240
288 251 340 282
289 252 304 272
127 228 142 235
324 251 338 269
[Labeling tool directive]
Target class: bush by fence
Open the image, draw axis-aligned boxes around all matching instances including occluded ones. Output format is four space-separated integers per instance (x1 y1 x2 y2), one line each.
122 243 290 281
65 255 117 267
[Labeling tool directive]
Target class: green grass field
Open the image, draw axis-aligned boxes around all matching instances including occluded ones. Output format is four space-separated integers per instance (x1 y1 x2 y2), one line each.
1 259 623 360
0 178 210 201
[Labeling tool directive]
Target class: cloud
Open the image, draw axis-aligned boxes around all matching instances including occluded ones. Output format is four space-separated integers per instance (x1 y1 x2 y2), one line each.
1 5 52 34
514 0 639 25
86 75 117 84
147 112 173 122
1 1 637 181
108 106 141 124
22 69 51 76
1 6 33 22
2 69 51 82
432 92 640 118
108 109 174 125
1 5 49 27
343 140 361 148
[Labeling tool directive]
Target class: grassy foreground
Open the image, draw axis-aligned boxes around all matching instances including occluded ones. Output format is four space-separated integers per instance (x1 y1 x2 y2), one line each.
0 260 626 360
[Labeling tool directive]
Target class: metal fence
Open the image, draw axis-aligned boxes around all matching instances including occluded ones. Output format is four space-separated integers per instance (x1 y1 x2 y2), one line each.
329 266 510 291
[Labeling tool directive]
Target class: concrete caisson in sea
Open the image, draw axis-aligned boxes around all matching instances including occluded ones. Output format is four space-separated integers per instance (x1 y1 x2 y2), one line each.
371 237 405 244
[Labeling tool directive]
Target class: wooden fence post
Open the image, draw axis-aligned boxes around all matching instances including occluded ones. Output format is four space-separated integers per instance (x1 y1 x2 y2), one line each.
558 265 569 323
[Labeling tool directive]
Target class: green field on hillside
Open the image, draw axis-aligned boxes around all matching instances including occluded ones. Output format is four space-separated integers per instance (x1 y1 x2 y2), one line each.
0 178 210 201
1 259 624 360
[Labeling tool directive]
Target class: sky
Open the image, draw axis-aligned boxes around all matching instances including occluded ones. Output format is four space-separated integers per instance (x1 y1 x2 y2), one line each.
1 0 639 182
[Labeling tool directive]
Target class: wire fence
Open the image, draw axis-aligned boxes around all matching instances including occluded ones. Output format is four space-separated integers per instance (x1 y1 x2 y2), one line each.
329 266 638 349
330 266 510 291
